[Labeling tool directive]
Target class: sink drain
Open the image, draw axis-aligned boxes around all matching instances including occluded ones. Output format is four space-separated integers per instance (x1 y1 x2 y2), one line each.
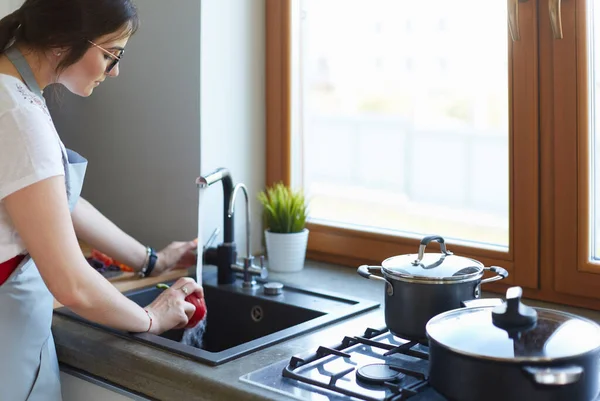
250 305 264 322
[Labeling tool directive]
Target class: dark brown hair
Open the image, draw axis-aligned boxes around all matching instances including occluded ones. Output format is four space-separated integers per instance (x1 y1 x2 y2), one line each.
0 0 139 73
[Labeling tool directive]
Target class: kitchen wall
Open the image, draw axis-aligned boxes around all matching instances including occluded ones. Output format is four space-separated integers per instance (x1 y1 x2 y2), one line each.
200 0 266 255
41 0 266 255
0 0 22 16
0 3 10 17
48 0 201 250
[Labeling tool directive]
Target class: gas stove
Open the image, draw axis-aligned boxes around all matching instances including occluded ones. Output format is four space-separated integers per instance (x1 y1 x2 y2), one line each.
241 325 600 401
240 327 446 400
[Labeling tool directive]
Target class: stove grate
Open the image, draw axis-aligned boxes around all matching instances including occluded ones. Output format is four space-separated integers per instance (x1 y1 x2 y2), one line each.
282 327 430 401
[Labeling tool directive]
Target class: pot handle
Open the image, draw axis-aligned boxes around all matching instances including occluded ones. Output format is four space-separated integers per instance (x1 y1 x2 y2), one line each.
522 365 583 386
357 265 394 296
480 266 509 284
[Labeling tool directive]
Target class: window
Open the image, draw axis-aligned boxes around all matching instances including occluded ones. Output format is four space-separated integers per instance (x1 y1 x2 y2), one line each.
293 0 510 248
266 0 600 307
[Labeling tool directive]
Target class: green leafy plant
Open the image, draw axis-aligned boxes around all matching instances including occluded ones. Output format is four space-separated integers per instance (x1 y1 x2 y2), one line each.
258 182 308 233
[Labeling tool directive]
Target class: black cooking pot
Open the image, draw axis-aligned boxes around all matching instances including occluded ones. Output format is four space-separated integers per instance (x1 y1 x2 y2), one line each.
357 235 508 341
426 287 600 401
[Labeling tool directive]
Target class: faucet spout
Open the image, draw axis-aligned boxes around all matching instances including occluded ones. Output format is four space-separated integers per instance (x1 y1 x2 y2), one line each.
227 182 267 288
228 183 250 259
196 168 234 243
196 168 230 188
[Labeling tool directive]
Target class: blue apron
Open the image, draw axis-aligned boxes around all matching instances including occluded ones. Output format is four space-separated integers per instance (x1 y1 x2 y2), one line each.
0 47 88 401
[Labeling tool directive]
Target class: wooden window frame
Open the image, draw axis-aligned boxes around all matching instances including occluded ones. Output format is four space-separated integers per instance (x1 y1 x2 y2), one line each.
265 0 542 295
548 0 600 303
574 0 599 276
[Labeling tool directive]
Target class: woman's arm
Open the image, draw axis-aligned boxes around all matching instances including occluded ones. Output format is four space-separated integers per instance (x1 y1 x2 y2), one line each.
71 198 198 276
4 176 196 333
71 197 146 272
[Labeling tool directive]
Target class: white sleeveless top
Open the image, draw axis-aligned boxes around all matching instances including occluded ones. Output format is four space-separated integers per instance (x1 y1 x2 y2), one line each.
0 74 65 263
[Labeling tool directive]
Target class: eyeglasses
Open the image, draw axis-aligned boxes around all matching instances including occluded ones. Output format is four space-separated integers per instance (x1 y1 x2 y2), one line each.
88 40 124 74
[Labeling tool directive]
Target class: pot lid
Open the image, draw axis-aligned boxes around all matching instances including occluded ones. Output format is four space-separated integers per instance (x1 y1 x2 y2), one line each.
381 235 483 281
426 287 600 361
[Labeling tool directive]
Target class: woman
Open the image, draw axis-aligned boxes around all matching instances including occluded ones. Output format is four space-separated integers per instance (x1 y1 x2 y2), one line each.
0 1 204 400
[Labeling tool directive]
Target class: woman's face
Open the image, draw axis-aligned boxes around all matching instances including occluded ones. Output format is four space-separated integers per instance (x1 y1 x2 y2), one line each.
58 32 130 97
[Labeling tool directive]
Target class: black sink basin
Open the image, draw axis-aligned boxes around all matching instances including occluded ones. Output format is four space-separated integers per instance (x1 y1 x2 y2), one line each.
128 280 327 353
55 271 378 365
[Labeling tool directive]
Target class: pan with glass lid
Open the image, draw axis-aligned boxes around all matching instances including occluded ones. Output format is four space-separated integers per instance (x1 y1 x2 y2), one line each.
426 286 600 401
357 235 509 340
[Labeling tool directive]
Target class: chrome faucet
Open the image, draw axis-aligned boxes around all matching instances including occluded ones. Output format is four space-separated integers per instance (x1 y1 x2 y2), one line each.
227 183 267 288
196 168 267 287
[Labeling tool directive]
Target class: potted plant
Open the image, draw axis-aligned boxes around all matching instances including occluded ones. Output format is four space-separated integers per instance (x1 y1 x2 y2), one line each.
258 182 309 272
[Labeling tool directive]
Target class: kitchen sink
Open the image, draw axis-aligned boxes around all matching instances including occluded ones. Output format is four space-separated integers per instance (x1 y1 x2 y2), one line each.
54 270 379 365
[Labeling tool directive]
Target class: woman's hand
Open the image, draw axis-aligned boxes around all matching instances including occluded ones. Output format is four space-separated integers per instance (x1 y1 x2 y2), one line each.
144 277 204 334
151 239 198 276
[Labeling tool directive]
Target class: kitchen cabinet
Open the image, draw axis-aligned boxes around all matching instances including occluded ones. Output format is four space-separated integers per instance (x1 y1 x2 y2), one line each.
60 369 147 401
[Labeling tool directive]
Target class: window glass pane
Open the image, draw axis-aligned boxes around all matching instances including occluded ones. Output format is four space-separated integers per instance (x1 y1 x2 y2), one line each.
293 0 509 248
591 0 600 259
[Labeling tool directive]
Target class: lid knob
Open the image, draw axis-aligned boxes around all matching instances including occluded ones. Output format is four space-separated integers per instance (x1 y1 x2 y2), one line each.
412 235 453 266
492 287 537 334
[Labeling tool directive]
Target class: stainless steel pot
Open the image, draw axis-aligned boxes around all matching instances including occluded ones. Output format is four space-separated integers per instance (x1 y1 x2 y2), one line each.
357 235 508 341
426 287 600 401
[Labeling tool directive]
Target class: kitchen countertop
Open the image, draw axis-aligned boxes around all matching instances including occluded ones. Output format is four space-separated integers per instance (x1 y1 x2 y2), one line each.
52 261 600 401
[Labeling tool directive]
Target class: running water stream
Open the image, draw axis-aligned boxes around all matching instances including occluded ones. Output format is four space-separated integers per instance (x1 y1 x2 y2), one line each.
195 188 204 285
181 187 207 348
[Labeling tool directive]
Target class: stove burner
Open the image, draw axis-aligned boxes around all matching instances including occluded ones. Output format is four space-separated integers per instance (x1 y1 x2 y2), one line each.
356 363 405 384
282 328 431 400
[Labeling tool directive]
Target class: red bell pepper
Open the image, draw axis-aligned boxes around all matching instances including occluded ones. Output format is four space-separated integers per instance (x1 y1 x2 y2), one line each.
184 293 206 328
156 283 207 328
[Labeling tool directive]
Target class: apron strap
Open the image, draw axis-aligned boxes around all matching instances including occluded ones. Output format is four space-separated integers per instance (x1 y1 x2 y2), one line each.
5 47 71 194
4 47 45 101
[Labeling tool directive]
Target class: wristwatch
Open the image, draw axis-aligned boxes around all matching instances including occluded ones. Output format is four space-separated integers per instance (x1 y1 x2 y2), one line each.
138 247 158 278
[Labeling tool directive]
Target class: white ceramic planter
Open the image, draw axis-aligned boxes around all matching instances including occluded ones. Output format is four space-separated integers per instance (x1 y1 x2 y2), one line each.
264 229 309 273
